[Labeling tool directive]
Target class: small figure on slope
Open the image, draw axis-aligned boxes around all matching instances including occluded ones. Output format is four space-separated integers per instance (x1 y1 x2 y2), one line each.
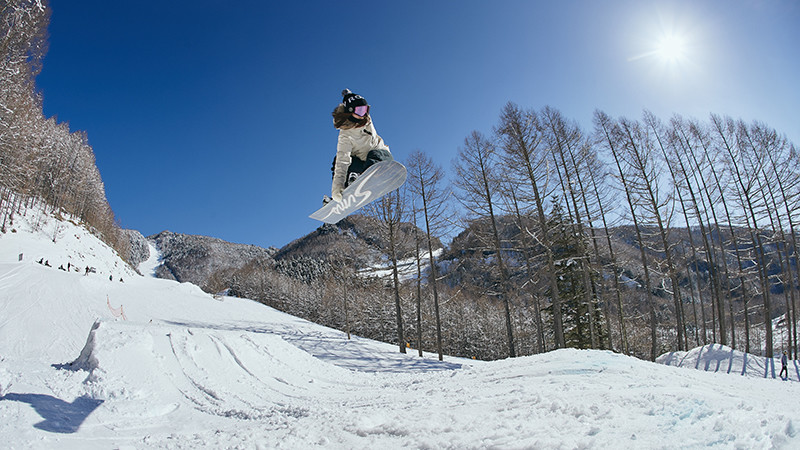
780 350 788 380
327 89 393 203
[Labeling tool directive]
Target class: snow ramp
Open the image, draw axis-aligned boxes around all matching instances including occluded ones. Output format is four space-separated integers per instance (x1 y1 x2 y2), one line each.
67 320 358 425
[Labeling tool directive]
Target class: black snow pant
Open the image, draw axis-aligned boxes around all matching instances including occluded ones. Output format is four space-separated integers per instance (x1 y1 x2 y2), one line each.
331 149 393 185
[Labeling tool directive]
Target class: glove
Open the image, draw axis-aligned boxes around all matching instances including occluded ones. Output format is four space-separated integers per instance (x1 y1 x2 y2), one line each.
332 186 343 202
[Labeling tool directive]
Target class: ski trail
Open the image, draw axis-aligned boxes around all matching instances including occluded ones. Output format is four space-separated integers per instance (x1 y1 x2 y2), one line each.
136 242 161 278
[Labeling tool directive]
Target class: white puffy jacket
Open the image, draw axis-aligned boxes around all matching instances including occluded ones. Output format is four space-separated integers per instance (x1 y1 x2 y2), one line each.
332 117 390 196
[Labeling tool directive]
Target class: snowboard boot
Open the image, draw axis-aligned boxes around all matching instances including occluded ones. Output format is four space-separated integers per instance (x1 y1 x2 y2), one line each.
346 172 359 187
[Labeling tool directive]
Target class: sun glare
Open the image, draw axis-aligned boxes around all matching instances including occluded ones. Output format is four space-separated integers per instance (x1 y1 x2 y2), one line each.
627 10 699 75
656 34 686 63
625 8 705 85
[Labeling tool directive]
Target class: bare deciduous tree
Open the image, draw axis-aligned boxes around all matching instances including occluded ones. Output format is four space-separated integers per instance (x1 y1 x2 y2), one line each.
406 150 452 360
595 110 660 360
495 103 565 349
453 131 517 357
367 189 409 354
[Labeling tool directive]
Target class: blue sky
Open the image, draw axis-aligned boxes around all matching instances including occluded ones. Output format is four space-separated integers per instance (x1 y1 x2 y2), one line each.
37 1 799 249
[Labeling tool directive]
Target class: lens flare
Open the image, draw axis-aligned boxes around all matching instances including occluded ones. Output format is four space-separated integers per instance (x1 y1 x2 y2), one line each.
656 34 686 63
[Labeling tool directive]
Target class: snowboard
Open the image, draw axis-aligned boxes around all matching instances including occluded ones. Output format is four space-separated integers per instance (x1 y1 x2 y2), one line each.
310 160 407 224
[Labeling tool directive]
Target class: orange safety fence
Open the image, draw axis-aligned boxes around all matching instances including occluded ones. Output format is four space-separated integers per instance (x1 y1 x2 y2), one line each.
106 295 127 321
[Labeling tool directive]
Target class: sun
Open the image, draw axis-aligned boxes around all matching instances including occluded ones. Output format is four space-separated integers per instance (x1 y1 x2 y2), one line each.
627 13 696 71
628 29 691 68
655 34 686 63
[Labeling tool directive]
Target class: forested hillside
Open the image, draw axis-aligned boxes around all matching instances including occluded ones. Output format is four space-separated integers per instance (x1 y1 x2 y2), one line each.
217 106 799 363
393 105 799 362
420 104 799 362
1 1 129 260
149 230 277 290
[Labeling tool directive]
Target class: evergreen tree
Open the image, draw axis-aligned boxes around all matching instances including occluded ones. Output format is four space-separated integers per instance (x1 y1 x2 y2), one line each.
548 200 605 349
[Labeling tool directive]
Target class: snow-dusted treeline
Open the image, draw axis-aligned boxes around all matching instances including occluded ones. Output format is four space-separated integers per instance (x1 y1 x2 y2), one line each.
414 103 800 363
1 1 126 260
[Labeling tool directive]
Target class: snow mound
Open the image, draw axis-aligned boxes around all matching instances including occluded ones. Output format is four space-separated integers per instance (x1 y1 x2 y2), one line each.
65 320 356 423
658 344 797 381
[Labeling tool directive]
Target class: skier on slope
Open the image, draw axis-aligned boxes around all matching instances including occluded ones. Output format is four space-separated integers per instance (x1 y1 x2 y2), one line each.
325 89 393 204
780 350 788 380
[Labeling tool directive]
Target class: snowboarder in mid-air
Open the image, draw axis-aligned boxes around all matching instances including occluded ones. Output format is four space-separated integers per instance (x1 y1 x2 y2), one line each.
310 89 406 224
325 89 393 204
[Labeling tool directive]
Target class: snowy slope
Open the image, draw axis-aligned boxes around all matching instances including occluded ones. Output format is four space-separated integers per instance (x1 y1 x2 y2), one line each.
1 210 799 449
659 344 797 381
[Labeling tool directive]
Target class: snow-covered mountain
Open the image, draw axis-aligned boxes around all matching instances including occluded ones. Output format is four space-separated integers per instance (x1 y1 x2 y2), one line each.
147 230 277 288
1 209 798 449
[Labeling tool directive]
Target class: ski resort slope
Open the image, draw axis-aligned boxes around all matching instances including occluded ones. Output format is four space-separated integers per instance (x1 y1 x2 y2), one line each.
659 344 800 381
1 212 799 449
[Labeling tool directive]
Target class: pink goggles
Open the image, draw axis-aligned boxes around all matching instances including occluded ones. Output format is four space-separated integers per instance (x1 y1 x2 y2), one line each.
353 105 369 117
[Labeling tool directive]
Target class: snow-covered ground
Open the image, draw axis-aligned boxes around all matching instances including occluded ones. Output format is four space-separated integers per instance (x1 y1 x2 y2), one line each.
358 248 443 281
137 241 161 278
1 210 799 449
659 344 796 381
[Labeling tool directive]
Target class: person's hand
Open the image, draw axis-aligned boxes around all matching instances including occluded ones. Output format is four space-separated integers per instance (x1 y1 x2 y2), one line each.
332 186 343 202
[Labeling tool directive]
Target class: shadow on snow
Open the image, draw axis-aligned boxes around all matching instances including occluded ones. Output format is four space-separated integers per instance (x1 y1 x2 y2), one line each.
1 393 103 433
